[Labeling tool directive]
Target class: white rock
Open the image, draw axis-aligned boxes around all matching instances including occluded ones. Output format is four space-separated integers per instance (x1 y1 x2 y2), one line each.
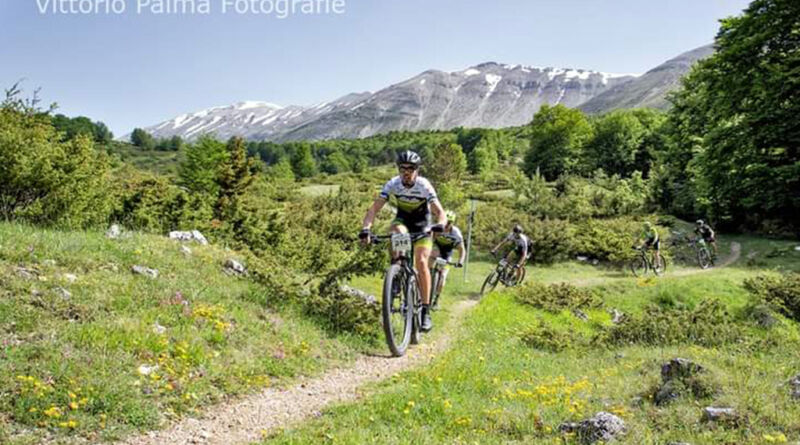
131 265 159 279
137 364 159 376
106 224 122 239
181 245 192 256
63 273 78 283
169 230 209 245
153 323 167 335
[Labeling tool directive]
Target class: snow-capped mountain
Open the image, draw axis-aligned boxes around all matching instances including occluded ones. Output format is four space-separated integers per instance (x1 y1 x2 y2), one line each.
140 45 710 142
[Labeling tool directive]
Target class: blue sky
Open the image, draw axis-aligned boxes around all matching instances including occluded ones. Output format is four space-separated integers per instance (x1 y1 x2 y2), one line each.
0 0 751 135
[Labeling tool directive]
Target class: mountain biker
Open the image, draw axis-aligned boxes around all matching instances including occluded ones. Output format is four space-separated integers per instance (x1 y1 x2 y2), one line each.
490 224 528 285
638 221 661 267
359 150 446 333
694 219 717 257
430 210 465 309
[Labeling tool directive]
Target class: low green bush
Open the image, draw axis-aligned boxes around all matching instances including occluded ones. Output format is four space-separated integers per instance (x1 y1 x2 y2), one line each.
599 299 741 347
515 282 601 313
744 273 800 322
519 321 581 352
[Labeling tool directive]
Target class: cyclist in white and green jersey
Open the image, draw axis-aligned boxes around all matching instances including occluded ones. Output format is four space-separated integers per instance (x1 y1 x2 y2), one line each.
359 151 446 332
431 210 465 308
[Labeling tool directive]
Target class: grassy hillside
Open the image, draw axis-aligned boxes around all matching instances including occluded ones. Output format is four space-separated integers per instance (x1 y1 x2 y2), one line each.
262 237 800 444
0 223 363 444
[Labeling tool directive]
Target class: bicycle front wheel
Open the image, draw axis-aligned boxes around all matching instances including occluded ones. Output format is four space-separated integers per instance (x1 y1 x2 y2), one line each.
698 248 712 269
480 270 500 297
430 269 441 311
382 264 412 357
630 256 647 277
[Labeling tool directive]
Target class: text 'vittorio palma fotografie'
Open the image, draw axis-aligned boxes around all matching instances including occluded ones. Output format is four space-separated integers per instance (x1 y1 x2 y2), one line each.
36 0 346 17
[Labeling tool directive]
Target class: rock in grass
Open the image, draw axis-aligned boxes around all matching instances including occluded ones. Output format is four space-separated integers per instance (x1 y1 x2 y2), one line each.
62 273 78 283
169 230 209 245
106 224 121 239
180 245 192 256
224 259 247 276
609 309 625 324
15 267 38 280
339 285 377 306
559 412 626 444
131 265 159 279
661 358 704 381
702 407 737 422
54 287 71 300
789 374 800 399
572 308 589 321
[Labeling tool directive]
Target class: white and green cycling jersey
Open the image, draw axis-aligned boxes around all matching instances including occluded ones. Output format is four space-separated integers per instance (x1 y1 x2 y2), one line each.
379 175 438 231
434 226 463 260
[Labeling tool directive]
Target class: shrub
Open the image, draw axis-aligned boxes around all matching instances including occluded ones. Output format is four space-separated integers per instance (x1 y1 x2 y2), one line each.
744 273 800 322
0 100 112 228
520 321 581 352
600 299 741 347
515 282 601 312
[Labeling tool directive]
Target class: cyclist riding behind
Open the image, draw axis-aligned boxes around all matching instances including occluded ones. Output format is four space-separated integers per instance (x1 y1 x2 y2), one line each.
638 221 661 266
490 224 528 285
359 151 446 332
430 210 465 309
694 219 717 258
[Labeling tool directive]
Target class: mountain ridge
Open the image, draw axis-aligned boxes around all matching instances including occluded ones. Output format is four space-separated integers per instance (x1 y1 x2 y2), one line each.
139 45 712 142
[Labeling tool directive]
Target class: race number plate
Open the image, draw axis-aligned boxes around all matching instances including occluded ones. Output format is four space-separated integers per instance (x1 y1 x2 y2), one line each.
698 239 706 245
391 233 412 254
435 258 448 270
498 259 508 267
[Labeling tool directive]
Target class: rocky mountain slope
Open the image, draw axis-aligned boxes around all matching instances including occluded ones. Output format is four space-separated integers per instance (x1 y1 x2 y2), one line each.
141 45 712 142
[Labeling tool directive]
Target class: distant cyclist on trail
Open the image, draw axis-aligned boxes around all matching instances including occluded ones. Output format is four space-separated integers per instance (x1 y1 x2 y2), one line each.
490 224 528 285
694 219 717 258
638 221 661 266
431 210 465 309
359 151 446 332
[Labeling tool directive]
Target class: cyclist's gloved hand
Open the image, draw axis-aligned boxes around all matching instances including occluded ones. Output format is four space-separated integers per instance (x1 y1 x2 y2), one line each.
430 224 445 233
455 262 463 268
359 228 371 240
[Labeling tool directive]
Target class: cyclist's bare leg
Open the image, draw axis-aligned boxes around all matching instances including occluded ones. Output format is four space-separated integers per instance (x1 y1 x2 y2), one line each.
710 241 718 256
415 245 433 305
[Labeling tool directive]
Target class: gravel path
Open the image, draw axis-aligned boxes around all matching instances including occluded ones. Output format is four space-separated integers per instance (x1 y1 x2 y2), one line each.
116 299 477 445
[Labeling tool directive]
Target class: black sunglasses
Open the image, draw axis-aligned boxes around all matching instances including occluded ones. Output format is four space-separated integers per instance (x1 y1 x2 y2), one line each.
398 165 418 172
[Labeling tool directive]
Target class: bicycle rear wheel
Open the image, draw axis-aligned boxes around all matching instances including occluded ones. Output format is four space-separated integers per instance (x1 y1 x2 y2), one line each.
382 264 412 357
630 256 647 277
653 255 667 276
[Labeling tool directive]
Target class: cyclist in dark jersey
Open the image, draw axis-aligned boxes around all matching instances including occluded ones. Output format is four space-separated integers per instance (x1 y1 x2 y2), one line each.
694 219 717 257
431 210 465 308
359 151 446 332
490 224 528 284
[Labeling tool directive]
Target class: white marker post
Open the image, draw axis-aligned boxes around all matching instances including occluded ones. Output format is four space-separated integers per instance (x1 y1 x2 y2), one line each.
464 200 476 282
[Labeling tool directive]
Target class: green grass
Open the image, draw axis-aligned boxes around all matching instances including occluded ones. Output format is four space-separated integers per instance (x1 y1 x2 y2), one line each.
264 236 800 445
0 222 362 444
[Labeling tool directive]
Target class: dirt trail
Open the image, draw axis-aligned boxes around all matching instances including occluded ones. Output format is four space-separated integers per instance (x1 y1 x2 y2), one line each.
117 299 477 445
116 243 743 445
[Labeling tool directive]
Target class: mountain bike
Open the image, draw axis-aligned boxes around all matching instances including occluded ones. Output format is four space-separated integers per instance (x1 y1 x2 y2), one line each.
630 245 667 277
371 232 428 357
689 237 714 269
480 253 525 297
429 257 459 311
